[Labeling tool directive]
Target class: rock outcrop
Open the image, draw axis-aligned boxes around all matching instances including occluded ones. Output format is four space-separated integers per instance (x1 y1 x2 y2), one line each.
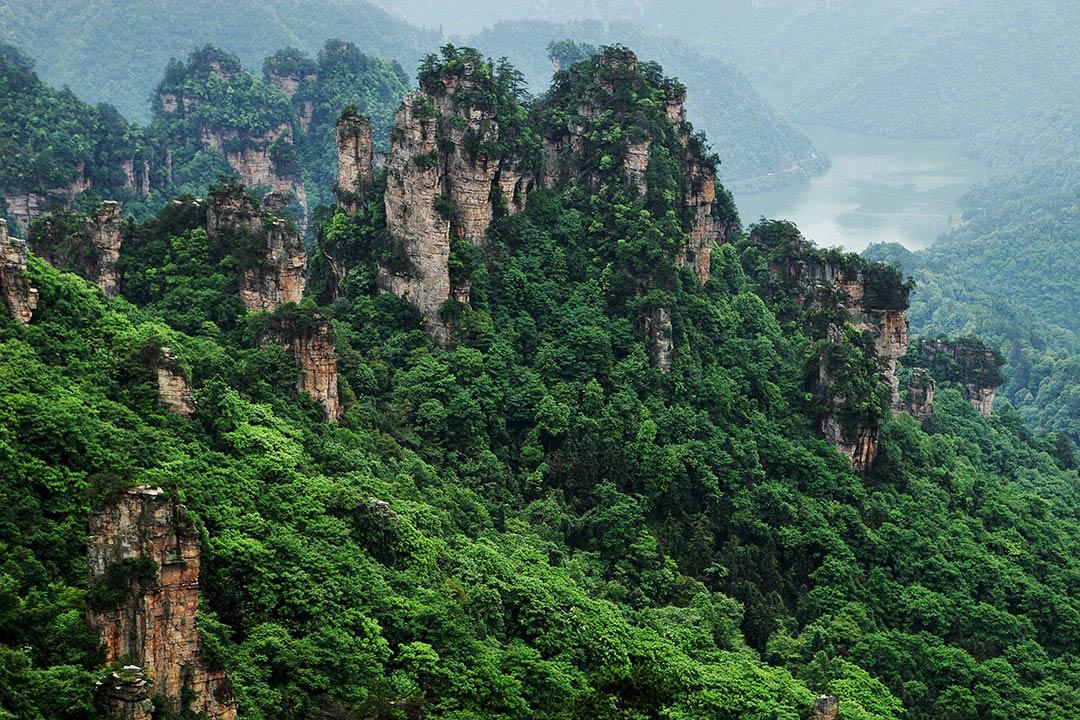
30 201 123 297
756 227 910 471
643 306 675 373
2 167 91 235
87 487 236 720
909 337 1004 417
335 113 375 212
381 92 453 344
378 57 540 345
0 219 38 324
813 695 839 720
259 310 342 421
207 187 306 313
906 367 936 423
154 347 195 417
86 202 123 297
95 666 153 720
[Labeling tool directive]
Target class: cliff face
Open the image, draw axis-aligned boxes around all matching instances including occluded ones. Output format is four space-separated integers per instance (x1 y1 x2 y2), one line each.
906 367 936 423
813 695 839 720
643 306 675 373
2 166 91 235
86 201 123 297
154 347 195 417
260 312 342 421
761 230 910 471
382 92 453 345
0 219 39 324
31 201 124 297
207 188 307 313
335 113 375 212
159 88 307 219
87 487 236 720
95 667 153 720
911 337 1004 417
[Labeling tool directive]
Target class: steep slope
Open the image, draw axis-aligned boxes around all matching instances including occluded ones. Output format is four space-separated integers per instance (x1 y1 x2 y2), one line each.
0 0 435 122
465 21 829 191
1 44 1079 720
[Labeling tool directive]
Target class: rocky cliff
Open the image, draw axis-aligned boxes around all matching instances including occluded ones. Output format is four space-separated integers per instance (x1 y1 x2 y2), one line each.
207 187 307 313
30 201 124 297
753 225 910 470
95 666 153 720
905 367 936 423
376 55 543 345
87 486 236 719
154 346 196 417
381 92 454 344
335 112 375 212
813 695 839 720
0 219 38 324
259 309 342 421
908 337 1004 417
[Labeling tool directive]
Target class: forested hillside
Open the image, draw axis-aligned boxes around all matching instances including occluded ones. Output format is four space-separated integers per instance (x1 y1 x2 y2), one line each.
464 22 828 191
0 0 434 122
376 0 1080 139
2 46 1079 720
865 87 1080 441
0 42 408 231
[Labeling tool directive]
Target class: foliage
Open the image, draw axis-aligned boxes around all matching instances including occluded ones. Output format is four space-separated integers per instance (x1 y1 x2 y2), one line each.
1 44 1079 720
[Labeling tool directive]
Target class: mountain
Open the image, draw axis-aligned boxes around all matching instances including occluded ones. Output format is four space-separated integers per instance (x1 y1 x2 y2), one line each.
464 21 829 191
2 44 1079 720
0 41 409 233
0 0 436 122
375 0 1080 139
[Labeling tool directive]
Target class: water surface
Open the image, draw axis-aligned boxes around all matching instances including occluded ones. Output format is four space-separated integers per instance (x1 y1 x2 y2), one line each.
736 125 990 251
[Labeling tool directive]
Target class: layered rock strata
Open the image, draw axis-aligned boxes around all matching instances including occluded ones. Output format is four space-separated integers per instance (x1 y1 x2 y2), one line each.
0 219 38 324
813 695 839 720
761 230 910 470
154 347 196 417
260 313 342 421
87 487 236 720
95 666 153 720
335 113 375 212
31 201 123 297
207 188 306 313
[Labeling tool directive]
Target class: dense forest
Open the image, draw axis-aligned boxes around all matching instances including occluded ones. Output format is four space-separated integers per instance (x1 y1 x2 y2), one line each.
0 41 409 230
0 0 434 122
2 45 1079 720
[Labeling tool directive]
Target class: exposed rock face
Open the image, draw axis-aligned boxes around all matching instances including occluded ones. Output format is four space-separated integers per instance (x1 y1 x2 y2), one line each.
86 201 123 297
382 92 453 345
335 113 375 212
122 159 151 196
967 385 996 417
31 201 123 297
680 159 721 285
154 347 195 417
906 367 936 423
913 337 1003 417
624 139 652 194
87 487 236 720
813 695 839 720
760 230 910 470
643 306 675 373
0 219 38 324
260 312 342 421
207 188 306 313
199 124 308 218
95 666 153 720
2 165 91 234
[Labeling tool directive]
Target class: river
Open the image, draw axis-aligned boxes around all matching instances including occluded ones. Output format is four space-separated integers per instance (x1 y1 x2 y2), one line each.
734 125 990 252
